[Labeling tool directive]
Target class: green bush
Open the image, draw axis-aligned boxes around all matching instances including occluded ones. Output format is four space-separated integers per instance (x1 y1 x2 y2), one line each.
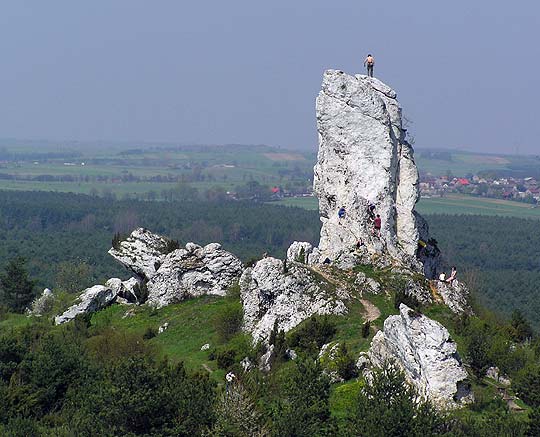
514 364 540 407
214 303 243 343
216 348 236 369
334 343 358 381
288 316 337 356
143 327 157 340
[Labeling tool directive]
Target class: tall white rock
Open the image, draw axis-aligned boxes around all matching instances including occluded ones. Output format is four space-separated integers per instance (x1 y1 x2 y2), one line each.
314 70 432 270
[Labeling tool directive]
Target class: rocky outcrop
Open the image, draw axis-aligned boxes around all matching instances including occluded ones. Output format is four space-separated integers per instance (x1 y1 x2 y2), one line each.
105 277 145 304
146 242 243 308
109 229 243 308
286 241 313 264
435 280 471 314
55 285 117 325
313 70 438 273
368 304 472 407
240 257 347 344
109 228 170 280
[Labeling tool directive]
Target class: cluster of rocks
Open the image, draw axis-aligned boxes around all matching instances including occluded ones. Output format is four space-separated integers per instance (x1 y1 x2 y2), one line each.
55 228 244 324
48 71 476 411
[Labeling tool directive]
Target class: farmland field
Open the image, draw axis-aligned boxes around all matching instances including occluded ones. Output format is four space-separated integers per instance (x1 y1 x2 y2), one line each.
271 194 540 220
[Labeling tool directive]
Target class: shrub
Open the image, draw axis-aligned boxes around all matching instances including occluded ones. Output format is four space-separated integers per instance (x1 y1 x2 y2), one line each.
214 303 243 343
143 327 157 340
514 364 540 407
334 343 358 381
216 348 236 369
361 321 371 338
288 316 337 356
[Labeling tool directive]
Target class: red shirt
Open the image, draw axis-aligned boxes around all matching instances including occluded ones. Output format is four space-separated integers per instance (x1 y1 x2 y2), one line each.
374 217 381 229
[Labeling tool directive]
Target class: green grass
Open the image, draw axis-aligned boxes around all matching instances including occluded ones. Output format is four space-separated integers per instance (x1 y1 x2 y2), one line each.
330 379 363 419
417 194 540 219
90 295 239 380
270 197 319 210
0 312 34 332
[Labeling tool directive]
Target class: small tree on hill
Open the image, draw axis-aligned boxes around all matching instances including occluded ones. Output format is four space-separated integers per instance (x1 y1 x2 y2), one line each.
0 257 37 313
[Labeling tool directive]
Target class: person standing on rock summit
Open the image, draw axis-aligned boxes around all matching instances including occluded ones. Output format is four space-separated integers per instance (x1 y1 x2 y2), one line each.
364 54 375 77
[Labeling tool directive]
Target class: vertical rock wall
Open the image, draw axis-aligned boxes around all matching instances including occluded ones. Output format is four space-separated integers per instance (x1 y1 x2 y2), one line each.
313 70 427 267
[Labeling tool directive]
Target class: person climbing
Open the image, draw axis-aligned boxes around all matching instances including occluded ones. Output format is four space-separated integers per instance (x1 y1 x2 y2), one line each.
338 206 346 219
446 266 457 285
364 54 375 77
373 214 381 237
367 204 376 221
356 240 364 250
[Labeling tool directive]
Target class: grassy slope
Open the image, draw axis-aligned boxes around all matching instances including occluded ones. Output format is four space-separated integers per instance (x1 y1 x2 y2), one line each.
90 295 237 380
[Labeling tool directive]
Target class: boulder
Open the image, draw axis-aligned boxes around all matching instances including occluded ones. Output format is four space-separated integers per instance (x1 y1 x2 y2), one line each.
240 257 347 344
105 277 145 304
286 241 313 264
108 228 170 280
146 242 243 308
313 70 439 273
55 285 116 325
368 303 472 407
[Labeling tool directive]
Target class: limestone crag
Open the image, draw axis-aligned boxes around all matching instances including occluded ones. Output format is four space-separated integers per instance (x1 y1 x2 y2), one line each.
105 277 145 304
286 241 313 264
368 304 472 407
240 257 347 344
435 280 471 314
55 285 117 325
146 242 243 308
108 229 243 308
109 228 170 280
313 70 436 273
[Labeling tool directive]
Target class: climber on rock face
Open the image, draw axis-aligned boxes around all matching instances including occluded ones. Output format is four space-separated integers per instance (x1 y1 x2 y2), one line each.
368 204 376 221
364 54 375 77
373 214 381 237
338 206 346 219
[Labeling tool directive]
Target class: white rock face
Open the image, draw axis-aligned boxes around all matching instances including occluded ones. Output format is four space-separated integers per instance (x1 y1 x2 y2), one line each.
105 277 145 304
435 280 471 314
109 229 243 308
286 241 313 264
240 257 347 344
313 70 437 273
109 228 169 280
146 242 243 308
55 285 116 325
369 304 472 407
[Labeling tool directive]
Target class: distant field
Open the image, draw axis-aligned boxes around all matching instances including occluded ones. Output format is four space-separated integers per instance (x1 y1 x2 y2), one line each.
415 148 540 177
271 194 540 220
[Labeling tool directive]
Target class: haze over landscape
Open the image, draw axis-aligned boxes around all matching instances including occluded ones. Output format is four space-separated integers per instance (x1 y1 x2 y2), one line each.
3 3 540 435
1 0 538 153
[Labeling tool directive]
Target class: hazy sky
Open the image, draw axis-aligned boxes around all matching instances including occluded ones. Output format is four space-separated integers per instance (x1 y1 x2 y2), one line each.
1 1 538 153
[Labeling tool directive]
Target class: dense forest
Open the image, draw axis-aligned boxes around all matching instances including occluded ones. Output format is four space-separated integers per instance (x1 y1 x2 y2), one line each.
0 191 539 327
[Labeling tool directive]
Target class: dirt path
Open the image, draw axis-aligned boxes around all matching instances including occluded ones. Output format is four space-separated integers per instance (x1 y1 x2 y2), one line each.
359 299 381 322
310 265 351 290
311 265 381 323
202 363 213 373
